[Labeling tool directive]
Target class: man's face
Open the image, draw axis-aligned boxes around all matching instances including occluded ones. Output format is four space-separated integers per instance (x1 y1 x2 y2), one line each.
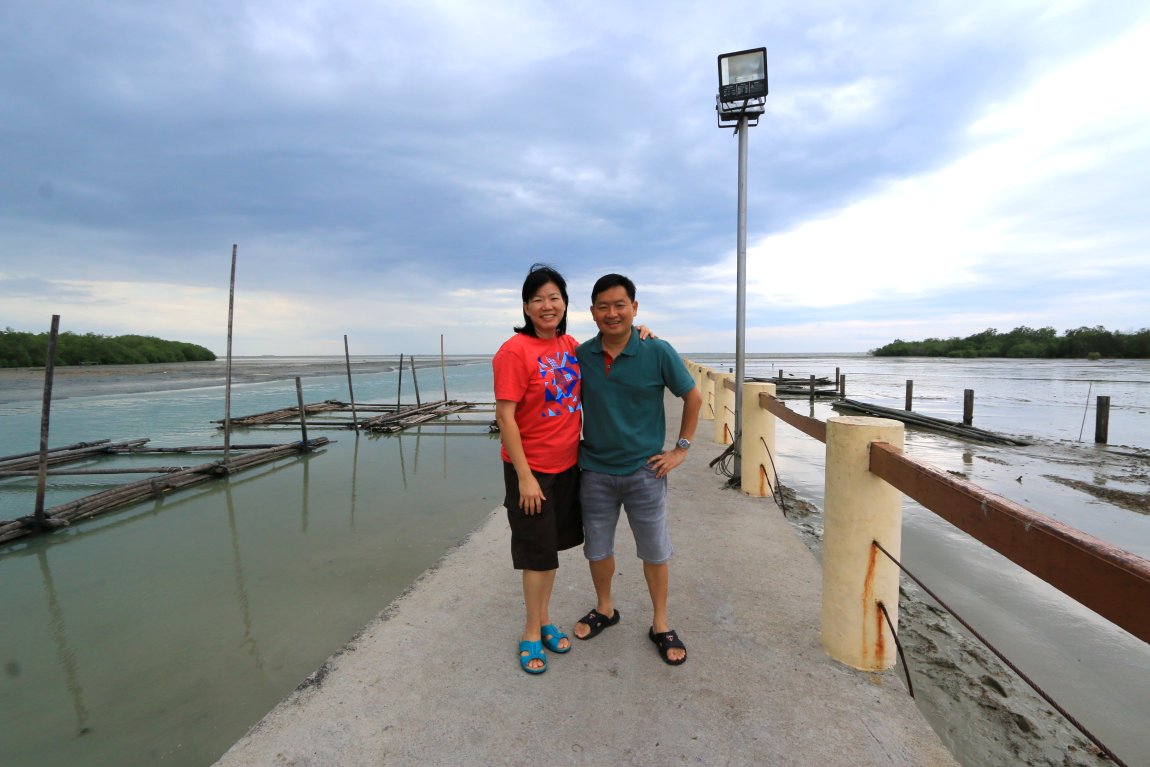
590 285 638 343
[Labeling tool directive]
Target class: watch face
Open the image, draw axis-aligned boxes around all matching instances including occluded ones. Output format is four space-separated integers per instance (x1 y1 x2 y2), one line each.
677 438 691 449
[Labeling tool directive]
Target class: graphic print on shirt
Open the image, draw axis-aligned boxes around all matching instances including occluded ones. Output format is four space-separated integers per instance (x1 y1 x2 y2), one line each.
538 351 581 417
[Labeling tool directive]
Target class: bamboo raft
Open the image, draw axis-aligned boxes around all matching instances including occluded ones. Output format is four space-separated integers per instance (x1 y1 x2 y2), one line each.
0 437 329 546
831 398 1030 446
219 400 496 433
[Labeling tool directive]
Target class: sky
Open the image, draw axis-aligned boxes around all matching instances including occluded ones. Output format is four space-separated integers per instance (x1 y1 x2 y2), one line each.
2 1 1148 356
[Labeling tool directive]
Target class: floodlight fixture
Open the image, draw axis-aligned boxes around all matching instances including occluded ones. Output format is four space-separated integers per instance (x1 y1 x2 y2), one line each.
716 47 767 127
714 46 768 483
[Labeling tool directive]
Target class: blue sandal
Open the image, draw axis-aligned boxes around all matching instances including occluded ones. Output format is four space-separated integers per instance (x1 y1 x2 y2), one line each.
540 624 571 654
518 639 546 674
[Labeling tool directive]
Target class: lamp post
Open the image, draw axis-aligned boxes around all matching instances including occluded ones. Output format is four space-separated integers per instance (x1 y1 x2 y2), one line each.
716 47 767 482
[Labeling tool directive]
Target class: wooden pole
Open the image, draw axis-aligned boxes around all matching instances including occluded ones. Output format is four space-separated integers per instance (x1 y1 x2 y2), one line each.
963 389 975 426
411 356 422 406
440 334 448 401
34 315 61 531
905 380 914 411
1095 396 1110 444
839 374 847 399
396 353 405 409
295 377 309 452
809 374 816 405
224 244 238 463
344 334 359 431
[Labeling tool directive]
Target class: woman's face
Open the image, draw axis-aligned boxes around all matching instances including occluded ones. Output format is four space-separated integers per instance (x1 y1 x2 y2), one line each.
524 281 566 338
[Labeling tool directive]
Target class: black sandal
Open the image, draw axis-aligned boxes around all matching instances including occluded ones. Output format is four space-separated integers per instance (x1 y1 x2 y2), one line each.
648 627 687 665
575 608 620 640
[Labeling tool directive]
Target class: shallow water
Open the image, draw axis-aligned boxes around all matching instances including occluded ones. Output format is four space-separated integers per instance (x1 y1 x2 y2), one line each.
1 361 504 767
2 355 1148 766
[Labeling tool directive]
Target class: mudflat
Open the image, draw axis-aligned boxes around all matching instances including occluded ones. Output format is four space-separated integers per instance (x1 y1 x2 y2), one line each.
0 359 411 404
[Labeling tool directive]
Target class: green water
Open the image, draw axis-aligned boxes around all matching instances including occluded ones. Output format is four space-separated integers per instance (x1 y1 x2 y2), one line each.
0 362 504 767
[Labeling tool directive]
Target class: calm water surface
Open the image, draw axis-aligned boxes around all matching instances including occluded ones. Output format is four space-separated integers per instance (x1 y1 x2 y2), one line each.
2 355 1148 766
1 360 503 767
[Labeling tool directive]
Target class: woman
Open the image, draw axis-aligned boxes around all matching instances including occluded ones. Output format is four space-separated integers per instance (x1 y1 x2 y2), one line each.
493 264 583 674
494 264 653 674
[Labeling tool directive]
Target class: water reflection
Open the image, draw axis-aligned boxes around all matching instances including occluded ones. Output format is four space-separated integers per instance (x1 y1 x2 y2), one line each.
225 484 263 671
1 428 503 767
37 548 90 737
350 434 360 530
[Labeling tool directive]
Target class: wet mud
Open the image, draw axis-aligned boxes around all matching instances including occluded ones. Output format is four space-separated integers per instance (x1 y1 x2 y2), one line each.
778 464 1126 767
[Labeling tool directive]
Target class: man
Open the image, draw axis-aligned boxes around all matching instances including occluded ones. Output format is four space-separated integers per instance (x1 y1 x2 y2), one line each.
571 273 702 665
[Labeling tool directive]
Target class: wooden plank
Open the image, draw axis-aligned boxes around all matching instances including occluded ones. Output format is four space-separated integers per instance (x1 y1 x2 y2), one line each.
759 392 826 443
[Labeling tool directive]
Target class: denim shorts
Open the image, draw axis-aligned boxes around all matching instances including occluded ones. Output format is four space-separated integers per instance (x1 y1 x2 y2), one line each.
580 465 672 564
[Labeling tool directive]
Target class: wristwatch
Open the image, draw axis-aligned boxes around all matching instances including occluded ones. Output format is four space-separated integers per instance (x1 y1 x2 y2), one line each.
676 438 691 450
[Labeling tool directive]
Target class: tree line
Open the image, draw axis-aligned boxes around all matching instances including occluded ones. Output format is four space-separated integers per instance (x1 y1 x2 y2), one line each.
871 326 1150 359
0 329 217 368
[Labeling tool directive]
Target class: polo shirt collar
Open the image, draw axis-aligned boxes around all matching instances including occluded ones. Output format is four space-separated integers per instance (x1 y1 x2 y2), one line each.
589 329 641 356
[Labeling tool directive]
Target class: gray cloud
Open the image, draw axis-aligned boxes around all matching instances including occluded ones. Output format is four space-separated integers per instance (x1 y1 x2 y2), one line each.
2 1 1147 354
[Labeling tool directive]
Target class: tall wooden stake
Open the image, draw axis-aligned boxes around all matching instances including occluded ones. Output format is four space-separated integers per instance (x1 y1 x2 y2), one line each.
224 244 237 463
396 353 405 409
440 334 448 401
410 356 422 406
344 334 358 430
34 315 61 530
295 377 309 451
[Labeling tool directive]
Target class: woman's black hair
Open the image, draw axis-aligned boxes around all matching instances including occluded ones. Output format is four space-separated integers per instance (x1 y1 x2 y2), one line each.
514 263 569 336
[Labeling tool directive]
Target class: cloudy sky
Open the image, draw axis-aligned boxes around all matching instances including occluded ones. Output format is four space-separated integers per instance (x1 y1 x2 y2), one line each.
2 1 1148 356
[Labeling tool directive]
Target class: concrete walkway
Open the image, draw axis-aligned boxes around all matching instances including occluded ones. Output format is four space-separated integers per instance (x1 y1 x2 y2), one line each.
214 399 955 767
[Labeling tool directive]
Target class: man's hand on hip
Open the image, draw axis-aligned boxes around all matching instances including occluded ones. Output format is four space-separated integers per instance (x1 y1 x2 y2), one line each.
648 447 687 478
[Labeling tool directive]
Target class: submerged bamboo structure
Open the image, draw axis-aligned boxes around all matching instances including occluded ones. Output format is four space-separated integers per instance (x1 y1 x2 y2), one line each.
0 438 329 546
219 400 495 433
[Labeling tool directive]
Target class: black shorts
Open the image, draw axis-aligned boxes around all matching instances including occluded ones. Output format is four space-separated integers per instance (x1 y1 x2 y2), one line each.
503 461 583 571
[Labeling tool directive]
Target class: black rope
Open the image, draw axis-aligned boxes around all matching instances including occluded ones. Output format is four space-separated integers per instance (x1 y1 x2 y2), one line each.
708 442 736 478
877 601 913 698
872 540 1126 767
758 436 787 515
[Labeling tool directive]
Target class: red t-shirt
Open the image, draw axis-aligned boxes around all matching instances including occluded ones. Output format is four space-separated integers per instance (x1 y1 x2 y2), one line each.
493 332 582 473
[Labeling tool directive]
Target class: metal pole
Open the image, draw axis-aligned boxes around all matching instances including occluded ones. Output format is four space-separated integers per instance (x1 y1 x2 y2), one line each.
733 114 750 479
224 244 237 463
34 315 61 531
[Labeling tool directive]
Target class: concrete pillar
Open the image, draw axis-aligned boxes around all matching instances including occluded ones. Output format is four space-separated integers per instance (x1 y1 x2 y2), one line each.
690 362 705 397
700 369 716 421
740 381 777 497
821 416 905 671
712 373 735 444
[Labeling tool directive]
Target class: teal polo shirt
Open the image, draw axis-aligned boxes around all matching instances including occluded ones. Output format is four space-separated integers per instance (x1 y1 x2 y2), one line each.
577 331 696 475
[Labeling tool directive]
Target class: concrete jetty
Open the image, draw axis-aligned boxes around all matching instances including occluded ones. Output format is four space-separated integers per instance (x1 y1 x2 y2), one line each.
214 398 955 767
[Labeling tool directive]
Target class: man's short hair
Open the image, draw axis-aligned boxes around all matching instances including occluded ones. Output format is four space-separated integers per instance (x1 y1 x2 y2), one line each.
591 273 636 303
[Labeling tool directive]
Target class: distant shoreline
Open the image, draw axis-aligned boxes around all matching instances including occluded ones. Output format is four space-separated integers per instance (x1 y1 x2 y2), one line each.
0 357 483 405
